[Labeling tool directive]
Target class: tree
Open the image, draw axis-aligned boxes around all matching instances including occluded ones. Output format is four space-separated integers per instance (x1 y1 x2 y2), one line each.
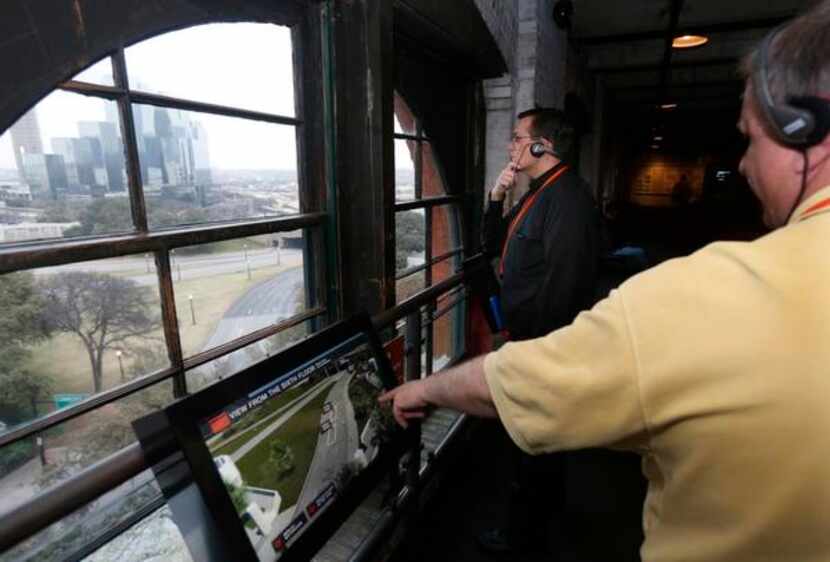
0 272 51 422
39 272 160 393
395 211 425 270
62 198 132 238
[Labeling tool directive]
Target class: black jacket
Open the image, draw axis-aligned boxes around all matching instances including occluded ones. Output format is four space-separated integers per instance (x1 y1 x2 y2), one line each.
482 164 600 341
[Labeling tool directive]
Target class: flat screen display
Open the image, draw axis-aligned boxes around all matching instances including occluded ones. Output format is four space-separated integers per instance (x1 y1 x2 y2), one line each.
157 315 400 562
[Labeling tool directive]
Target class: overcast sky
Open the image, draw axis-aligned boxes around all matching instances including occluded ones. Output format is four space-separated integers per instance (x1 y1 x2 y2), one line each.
0 22 415 174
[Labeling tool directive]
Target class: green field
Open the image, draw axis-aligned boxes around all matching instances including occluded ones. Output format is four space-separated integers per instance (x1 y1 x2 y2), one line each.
234 391 328 509
210 381 329 457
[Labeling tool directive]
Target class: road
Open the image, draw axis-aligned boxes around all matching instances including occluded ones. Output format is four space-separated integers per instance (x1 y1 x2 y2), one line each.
190 266 305 386
35 247 303 287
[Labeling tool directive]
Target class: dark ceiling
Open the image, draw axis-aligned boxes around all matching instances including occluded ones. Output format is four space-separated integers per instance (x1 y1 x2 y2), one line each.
570 0 813 109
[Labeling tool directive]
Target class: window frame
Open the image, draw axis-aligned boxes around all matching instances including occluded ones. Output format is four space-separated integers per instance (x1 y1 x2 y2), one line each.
0 24 327 460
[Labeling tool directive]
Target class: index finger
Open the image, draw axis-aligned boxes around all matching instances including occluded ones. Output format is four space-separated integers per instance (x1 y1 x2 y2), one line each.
377 387 398 404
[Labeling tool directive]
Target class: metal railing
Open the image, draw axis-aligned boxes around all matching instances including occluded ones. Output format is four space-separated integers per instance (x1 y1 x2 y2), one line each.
0 254 488 555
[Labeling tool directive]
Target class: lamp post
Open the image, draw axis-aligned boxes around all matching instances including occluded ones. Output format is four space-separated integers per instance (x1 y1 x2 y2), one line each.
116 350 125 382
189 294 196 325
243 243 251 280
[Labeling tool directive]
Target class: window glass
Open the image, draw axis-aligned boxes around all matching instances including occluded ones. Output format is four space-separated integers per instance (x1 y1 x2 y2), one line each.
173 232 308 366
0 91 130 244
432 296 464 371
0 379 173 538
421 141 447 197
132 104 299 229
81 505 193 562
71 57 114 86
187 320 311 393
430 205 462 284
0 469 180 562
395 210 425 276
393 91 417 136
394 139 416 202
0 260 168 436
125 23 295 117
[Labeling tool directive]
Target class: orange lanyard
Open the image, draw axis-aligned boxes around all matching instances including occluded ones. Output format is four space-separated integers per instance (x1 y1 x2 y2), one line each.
797 196 830 222
498 165 569 276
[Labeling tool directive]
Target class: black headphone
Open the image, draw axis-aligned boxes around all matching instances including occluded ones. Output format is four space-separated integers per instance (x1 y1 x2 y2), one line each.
530 141 561 158
753 28 830 148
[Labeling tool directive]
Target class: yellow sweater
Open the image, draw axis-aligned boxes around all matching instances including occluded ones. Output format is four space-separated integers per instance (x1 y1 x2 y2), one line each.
484 186 830 562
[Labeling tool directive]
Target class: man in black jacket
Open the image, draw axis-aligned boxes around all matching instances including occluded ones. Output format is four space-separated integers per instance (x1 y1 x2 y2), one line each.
479 107 601 554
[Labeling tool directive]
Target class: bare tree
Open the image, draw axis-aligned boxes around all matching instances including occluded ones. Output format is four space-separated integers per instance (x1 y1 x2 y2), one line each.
39 272 160 393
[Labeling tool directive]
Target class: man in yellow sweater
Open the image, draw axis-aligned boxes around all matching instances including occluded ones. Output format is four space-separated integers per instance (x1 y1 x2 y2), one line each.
380 3 830 561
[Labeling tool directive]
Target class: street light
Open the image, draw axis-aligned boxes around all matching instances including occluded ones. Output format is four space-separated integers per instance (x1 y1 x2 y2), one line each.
243 243 251 280
189 294 196 325
116 350 125 382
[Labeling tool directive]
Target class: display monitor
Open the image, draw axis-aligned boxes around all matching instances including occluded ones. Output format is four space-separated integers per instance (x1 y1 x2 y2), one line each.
143 314 401 562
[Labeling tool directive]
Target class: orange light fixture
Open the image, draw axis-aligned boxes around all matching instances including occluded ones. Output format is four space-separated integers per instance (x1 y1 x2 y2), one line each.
672 34 709 49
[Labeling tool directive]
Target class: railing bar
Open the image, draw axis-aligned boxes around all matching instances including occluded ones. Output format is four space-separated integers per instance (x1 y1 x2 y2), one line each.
394 195 461 212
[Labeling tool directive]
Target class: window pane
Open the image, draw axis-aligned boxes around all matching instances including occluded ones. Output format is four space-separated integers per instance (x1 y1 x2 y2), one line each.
187 320 311 393
430 204 462 284
422 141 447 197
394 139 416 202
82 505 193 562
432 297 465 371
0 379 174 537
132 104 299 229
393 91 417 136
0 469 182 562
396 270 426 306
71 57 114 86
395 209 425 277
0 91 131 244
174 232 310 386
0 260 168 438
125 23 295 117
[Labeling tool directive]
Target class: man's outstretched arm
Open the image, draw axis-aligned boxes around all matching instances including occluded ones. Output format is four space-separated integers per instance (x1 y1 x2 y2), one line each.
378 355 498 428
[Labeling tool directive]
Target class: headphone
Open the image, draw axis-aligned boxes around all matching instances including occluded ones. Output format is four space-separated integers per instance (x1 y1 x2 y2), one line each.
753 28 830 148
530 141 561 158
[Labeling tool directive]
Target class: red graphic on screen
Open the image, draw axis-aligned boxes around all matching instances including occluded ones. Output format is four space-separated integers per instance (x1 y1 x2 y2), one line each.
208 412 232 435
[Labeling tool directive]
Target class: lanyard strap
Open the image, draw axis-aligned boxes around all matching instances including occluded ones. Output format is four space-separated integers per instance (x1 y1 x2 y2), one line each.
797 196 830 222
498 165 569 276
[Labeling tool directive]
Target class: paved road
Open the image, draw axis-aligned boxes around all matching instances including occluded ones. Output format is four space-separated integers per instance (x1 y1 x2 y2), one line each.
203 267 304 352
191 267 305 386
35 248 303 287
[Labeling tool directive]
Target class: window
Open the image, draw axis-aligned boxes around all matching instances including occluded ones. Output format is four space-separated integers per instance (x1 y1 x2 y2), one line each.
0 22 325 560
393 93 466 376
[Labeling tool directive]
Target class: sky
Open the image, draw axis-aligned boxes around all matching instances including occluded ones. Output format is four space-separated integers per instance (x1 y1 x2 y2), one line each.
0 22 416 173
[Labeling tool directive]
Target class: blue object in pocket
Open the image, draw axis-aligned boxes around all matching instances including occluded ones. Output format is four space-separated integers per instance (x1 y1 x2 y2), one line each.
488 295 504 331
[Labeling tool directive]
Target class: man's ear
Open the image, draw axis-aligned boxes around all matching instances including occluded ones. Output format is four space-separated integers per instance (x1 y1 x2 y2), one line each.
806 136 830 172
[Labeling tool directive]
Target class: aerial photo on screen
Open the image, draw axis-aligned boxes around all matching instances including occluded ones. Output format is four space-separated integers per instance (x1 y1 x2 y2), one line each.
198 333 394 561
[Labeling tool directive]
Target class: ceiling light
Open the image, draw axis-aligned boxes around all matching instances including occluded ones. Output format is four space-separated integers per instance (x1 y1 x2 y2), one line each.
651 144 661 149
653 136 664 141
660 103 678 110
672 35 709 49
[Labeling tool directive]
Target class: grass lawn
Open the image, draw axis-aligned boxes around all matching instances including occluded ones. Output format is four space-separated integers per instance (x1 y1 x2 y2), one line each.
234 391 328 509
25 262 303 398
209 381 325 456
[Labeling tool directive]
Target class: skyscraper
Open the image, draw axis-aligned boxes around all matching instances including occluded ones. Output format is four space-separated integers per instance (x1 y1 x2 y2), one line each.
10 110 44 181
